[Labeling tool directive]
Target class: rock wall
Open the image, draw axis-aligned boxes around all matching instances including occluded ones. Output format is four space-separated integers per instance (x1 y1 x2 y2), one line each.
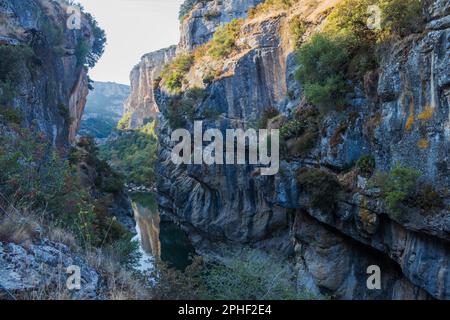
178 0 264 52
147 0 449 299
124 46 177 129
0 0 94 146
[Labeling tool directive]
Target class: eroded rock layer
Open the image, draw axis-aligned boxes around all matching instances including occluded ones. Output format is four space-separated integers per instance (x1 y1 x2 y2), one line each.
136 0 449 299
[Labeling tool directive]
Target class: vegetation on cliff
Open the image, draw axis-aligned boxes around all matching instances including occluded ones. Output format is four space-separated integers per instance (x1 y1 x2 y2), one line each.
0 45 36 106
152 248 320 300
370 165 444 216
99 122 159 187
294 0 424 111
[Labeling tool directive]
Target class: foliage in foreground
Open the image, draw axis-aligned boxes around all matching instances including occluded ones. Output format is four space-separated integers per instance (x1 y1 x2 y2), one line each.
152 248 319 300
0 124 131 249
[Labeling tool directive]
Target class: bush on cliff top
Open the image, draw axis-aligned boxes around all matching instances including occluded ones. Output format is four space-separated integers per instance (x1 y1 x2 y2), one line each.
73 9 106 68
160 53 195 94
295 0 424 111
295 34 350 111
206 19 243 59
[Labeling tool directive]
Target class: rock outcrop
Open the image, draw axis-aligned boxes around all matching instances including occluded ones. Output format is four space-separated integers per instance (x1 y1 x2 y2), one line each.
139 0 450 299
124 46 177 129
0 240 99 300
0 0 95 146
178 0 264 52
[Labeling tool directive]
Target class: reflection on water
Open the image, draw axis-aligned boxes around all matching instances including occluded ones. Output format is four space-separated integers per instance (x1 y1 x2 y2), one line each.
130 192 194 271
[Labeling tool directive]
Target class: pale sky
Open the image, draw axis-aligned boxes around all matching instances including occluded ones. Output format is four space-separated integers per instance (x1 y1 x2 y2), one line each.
77 0 185 85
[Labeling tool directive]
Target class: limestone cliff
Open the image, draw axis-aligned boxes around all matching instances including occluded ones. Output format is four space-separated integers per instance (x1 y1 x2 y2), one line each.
0 0 95 146
178 0 264 52
124 46 177 129
142 0 449 299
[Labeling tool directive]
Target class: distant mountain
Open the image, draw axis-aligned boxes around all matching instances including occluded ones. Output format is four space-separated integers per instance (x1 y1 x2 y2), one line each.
79 81 130 139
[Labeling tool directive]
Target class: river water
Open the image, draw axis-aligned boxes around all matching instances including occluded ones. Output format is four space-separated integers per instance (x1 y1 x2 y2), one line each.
130 192 194 271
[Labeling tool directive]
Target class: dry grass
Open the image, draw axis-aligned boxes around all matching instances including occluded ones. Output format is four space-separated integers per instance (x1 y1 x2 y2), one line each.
17 275 72 301
47 227 77 251
85 249 152 300
0 208 41 246
0 202 152 300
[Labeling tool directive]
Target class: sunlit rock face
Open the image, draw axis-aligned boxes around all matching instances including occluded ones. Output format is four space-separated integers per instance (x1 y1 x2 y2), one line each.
0 0 95 146
178 0 264 52
145 0 450 299
124 46 177 129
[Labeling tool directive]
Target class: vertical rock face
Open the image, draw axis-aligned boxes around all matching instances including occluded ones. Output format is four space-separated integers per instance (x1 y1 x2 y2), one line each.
0 0 94 146
124 46 177 129
137 0 450 299
178 0 264 52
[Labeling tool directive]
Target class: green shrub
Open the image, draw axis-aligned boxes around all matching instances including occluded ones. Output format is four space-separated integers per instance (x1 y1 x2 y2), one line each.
75 38 91 67
202 248 316 300
290 15 308 47
185 87 206 100
58 103 72 124
379 0 424 37
356 155 376 176
203 70 216 85
294 0 425 111
370 164 443 216
161 54 195 94
297 168 341 212
0 106 22 125
280 108 319 139
324 0 379 50
41 19 65 54
281 119 306 139
72 11 106 68
166 95 196 128
202 107 221 120
83 12 106 68
280 108 319 158
206 19 243 59
295 34 350 111
117 112 132 130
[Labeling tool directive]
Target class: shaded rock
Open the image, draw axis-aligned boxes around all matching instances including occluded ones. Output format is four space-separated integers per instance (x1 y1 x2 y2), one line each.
0 240 99 299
